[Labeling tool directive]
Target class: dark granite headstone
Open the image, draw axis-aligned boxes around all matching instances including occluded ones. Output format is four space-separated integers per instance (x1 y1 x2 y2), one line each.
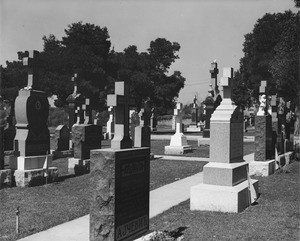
90 148 150 241
53 125 69 151
72 124 102 160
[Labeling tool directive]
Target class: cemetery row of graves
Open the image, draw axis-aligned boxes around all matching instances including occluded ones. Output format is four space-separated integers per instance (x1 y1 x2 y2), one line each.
0 50 299 240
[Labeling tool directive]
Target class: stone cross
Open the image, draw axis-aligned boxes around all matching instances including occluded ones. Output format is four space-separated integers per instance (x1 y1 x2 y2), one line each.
259 80 267 94
75 107 80 124
71 73 78 94
174 102 184 133
219 67 233 99
209 61 219 97
107 81 135 149
83 98 92 124
23 50 39 90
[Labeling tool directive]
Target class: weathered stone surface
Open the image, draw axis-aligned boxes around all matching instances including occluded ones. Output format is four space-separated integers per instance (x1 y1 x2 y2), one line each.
90 148 150 241
14 167 58 187
17 155 53 171
72 124 102 160
254 115 273 161
0 169 13 188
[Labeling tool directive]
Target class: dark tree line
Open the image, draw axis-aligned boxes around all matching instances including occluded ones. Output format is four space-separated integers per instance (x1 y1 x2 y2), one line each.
232 8 299 110
1 22 185 115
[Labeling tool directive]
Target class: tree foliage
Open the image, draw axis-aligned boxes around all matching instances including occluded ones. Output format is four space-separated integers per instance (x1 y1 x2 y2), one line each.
2 23 185 115
234 10 299 108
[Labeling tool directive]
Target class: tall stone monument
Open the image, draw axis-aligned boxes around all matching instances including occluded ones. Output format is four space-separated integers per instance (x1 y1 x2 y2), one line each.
164 102 192 155
187 95 201 132
68 100 102 175
134 102 151 148
13 50 58 187
191 67 259 213
104 106 114 139
249 80 275 176
90 81 150 241
202 61 221 138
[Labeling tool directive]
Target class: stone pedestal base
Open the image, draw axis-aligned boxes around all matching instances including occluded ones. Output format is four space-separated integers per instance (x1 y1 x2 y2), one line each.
186 125 201 132
248 160 275 176
17 155 53 171
14 167 58 187
197 137 210 146
164 145 192 155
51 149 74 159
190 179 259 213
0 169 13 188
68 158 89 175
5 155 18 170
203 129 210 138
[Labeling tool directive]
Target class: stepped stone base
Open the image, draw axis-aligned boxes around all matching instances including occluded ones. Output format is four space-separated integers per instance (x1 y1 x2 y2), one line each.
247 151 293 176
68 158 90 175
164 145 192 155
17 155 53 171
0 169 13 188
203 162 248 186
190 179 259 213
51 149 74 159
248 160 275 177
14 167 58 187
186 125 201 132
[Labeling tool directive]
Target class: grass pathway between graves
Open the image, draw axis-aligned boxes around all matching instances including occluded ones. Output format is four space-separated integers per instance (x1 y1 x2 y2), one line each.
149 159 300 241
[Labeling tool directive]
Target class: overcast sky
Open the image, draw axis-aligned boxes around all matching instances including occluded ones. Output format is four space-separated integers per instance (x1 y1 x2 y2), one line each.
0 0 296 104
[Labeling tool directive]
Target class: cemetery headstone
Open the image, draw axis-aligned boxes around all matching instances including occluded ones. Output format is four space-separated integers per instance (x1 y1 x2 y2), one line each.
134 107 151 148
68 100 102 175
187 95 201 132
107 81 135 149
13 50 58 187
51 124 73 159
90 81 150 241
191 67 259 212
254 81 273 161
210 60 219 98
130 109 140 143
150 108 157 131
202 84 215 138
104 106 114 139
165 102 192 155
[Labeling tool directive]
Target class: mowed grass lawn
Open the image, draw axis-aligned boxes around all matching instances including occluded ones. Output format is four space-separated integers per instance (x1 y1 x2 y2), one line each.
150 160 300 241
0 139 209 241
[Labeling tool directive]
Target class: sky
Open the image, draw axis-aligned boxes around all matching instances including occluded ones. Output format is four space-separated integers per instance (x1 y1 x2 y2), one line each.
0 0 297 104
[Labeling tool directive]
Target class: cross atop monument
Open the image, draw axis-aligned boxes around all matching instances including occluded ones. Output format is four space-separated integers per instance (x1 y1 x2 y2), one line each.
75 107 81 124
259 80 267 94
107 81 136 149
174 101 184 133
23 50 39 90
220 67 234 99
83 98 92 124
71 73 78 94
209 60 219 97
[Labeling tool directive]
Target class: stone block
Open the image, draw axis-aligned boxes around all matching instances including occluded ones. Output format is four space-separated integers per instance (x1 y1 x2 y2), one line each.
51 149 74 159
186 126 201 132
164 145 193 155
90 147 150 241
254 115 273 161
0 169 13 188
203 162 248 186
17 155 52 170
190 179 259 213
14 167 58 187
248 159 275 176
5 155 18 170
